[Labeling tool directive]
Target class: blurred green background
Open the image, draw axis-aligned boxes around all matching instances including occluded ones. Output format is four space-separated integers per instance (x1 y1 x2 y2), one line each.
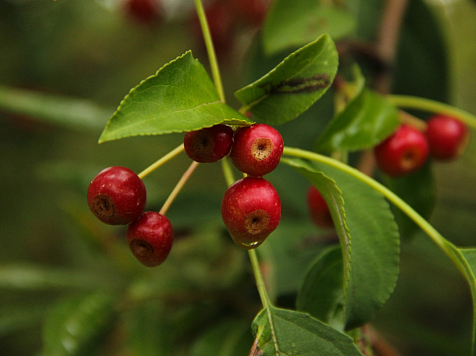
1 0 476 355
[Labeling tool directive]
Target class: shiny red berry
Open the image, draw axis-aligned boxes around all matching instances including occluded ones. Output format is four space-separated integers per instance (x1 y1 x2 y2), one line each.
426 115 469 161
126 212 173 267
374 125 429 178
87 166 146 225
221 177 281 249
229 124 284 177
307 186 334 229
184 124 234 163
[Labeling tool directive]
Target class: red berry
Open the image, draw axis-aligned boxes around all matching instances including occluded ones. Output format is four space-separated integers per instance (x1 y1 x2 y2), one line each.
426 115 469 161
374 125 429 178
87 166 146 225
184 124 234 163
229 124 284 177
307 186 334 229
126 211 173 267
124 0 163 24
221 177 281 249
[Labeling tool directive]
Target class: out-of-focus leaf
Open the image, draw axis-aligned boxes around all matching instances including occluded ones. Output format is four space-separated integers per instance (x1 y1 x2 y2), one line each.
0 264 120 290
296 245 344 330
315 66 400 152
263 0 356 55
258 222 331 300
0 305 49 337
283 157 400 330
252 306 363 355
0 85 111 131
381 161 436 238
99 51 252 143
42 291 118 356
451 247 476 356
124 301 169 356
190 319 251 356
393 0 449 104
235 35 338 125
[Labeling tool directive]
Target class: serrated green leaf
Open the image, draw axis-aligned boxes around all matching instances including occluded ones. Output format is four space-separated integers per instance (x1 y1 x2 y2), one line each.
42 291 118 356
252 306 363 356
263 0 356 55
235 34 338 126
282 157 400 330
296 245 345 330
315 66 400 152
99 51 252 143
456 247 476 356
191 319 251 356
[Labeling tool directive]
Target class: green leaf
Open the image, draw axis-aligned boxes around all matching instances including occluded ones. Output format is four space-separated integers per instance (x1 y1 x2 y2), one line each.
252 306 363 356
235 34 338 126
42 291 118 356
296 245 345 330
191 319 252 356
99 51 252 143
315 67 400 152
282 157 400 330
263 0 356 55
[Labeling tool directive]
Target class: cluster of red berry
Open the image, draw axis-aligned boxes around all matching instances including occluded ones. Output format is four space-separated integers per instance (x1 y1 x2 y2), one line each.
307 114 470 229
184 123 283 249
87 123 283 267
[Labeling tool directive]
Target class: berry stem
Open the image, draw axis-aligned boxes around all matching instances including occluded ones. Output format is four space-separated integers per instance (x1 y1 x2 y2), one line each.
159 161 200 215
281 146 467 278
221 157 236 187
193 0 226 103
138 144 184 179
388 95 476 129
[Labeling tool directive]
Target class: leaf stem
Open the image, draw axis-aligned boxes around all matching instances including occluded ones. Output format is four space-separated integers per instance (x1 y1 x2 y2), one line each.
137 144 184 179
193 0 226 103
159 161 200 216
387 95 476 130
282 146 467 277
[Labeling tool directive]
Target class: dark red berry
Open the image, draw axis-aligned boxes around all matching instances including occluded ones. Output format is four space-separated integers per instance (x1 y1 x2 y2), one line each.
124 0 163 24
184 124 234 163
374 125 429 178
229 124 284 177
426 115 469 161
87 166 146 225
307 186 334 229
221 177 281 249
126 211 173 267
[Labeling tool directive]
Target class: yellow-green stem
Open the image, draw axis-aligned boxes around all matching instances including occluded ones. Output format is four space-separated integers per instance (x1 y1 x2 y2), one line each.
193 0 226 103
138 144 184 179
387 95 476 130
159 161 199 216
